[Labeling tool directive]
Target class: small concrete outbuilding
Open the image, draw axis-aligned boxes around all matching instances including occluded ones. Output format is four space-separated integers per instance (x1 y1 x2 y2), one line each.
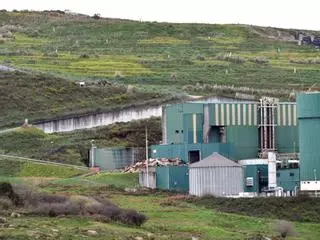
189 153 244 197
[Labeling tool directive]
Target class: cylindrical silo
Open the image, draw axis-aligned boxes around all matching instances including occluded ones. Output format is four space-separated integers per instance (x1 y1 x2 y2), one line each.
297 92 320 191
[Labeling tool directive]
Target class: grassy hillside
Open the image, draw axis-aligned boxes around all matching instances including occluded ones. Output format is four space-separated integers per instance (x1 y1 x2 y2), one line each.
0 71 173 128
1 11 320 129
0 156 88 178
0 118 161 165
1 10 320 92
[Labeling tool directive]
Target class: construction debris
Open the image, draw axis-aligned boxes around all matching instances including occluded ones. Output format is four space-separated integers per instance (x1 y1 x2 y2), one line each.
124 158 183 173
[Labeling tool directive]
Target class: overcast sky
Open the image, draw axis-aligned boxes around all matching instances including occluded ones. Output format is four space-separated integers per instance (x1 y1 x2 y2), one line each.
2 0 320 30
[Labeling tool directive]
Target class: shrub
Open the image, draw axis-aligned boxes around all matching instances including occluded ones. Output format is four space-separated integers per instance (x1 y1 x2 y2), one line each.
275 220 297 238
216 54 246 64
0 197 13 210
79 53 90 59
0 182 22 206
7 183 147 226
196 55 205 61
249 56 269 64
43 52 59 58
118 209 147 226
92 14 101 20
290 58 320 64
126 85 136 94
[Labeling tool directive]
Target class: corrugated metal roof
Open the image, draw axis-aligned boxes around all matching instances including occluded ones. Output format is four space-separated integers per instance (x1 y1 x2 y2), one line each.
189 152 242 168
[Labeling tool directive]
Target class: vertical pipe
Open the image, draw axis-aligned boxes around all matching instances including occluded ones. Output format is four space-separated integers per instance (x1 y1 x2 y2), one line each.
272 104 275 150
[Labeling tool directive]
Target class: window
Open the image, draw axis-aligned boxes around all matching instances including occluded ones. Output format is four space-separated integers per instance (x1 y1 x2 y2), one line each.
289 172 294 177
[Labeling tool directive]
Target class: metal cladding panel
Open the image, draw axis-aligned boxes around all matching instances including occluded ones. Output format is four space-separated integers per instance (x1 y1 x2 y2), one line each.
297 93 320 118
226 126 259 160
275 126 299 153
156 167 170 190
151 143 234 163
277 168 300 192
168 166 189 192
297 93 320 181
165 104 184 144
277 103 297 127
209 103 258 126
156 166 189 192
182 103 204 114
299 119 320 181
150 144 185 161
243 164 268 193
183 113 204 144
189 166 244 197
165 103 204 144
93 148 135 170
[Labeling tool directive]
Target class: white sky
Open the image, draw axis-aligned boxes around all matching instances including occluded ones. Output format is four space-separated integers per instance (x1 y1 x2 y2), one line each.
2 0 320 30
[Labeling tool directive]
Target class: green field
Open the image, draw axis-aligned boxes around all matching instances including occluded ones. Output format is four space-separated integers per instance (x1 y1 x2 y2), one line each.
1 172 320 239
1 11 320 89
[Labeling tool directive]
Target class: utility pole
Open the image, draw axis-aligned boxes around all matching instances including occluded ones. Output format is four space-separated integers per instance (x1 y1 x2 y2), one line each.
145 126 149 188
91 139 95 168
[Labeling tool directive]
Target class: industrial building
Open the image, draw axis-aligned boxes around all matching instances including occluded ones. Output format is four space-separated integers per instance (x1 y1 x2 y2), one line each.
148 95 312 196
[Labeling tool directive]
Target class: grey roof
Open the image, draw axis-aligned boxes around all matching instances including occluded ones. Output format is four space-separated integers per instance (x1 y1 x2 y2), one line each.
189 153 242 168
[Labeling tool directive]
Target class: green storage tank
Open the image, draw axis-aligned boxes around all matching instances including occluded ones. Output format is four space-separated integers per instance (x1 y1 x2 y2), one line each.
297 92 320 191
156 166 189 192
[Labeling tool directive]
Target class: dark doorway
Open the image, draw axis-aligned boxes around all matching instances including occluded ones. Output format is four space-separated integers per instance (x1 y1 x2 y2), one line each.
208 126 226 143
189 150 200 163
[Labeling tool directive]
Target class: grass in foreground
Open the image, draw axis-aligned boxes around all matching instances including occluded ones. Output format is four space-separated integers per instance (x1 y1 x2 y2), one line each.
0 171 320 239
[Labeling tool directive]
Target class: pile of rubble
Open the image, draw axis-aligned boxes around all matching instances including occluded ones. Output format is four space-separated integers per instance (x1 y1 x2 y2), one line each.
124 158 183 173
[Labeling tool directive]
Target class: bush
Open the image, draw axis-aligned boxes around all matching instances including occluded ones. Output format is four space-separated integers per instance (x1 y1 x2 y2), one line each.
249 56 269 64
79 53 90 59
196 55 205 61
92 14 101 20
5 182 147 226
0 197 13 210
290 58 320 64
216 54 246 64
118 209 147 226
275 220 297 238
43 52 59 58
0 182 22 206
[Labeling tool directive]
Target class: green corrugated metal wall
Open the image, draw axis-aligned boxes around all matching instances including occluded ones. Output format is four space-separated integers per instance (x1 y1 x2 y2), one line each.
156 166 189 192
183 113 203 144
156 167 169 190
150 143 234 162
209 103 258 126
297 93 320 181
276 127 299 153
277 168 300 191
243 164 268 192
227 126 259 160
275 103 299 153
165 103 203 144
93 148 135 170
